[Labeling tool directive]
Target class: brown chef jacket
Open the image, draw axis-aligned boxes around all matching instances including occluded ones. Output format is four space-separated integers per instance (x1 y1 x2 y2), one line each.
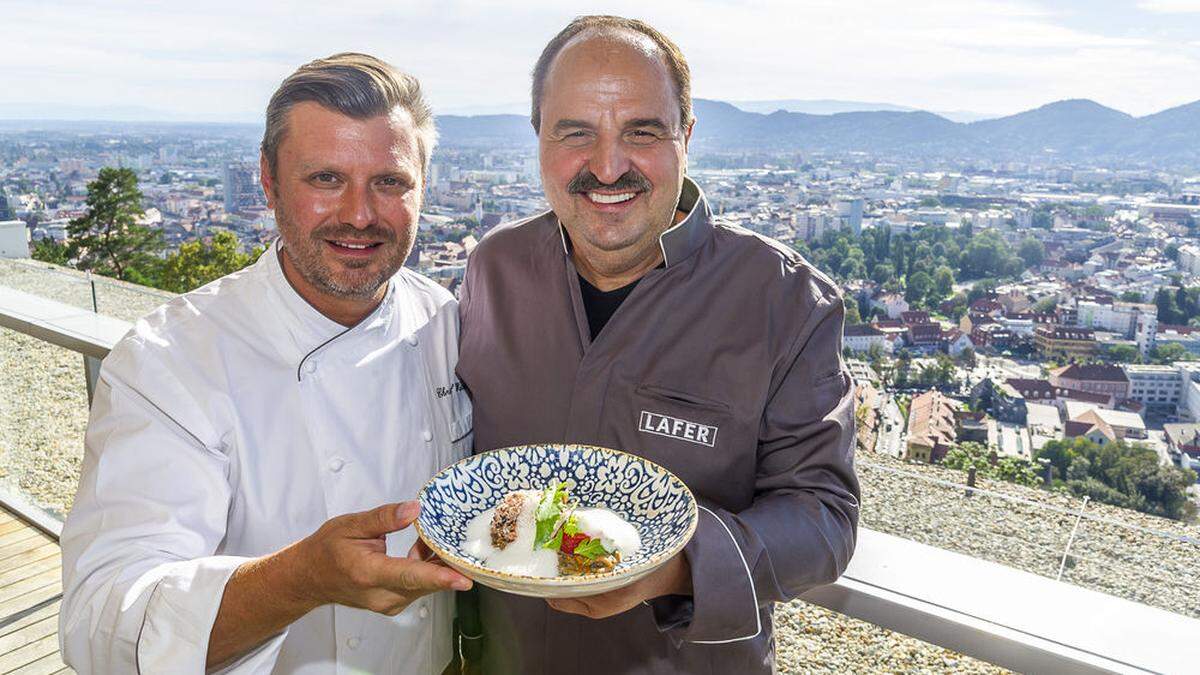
456 177 860 674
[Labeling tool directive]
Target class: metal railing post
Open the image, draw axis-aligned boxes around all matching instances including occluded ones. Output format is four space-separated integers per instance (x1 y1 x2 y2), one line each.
83 354 101 405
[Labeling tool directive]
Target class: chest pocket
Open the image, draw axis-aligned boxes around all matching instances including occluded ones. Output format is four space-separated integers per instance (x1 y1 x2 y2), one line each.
438 382 474 470
633 384 731 450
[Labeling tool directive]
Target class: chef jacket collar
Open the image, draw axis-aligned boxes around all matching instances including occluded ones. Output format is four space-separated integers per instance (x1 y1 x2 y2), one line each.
264 239 398 356
556 175 713 268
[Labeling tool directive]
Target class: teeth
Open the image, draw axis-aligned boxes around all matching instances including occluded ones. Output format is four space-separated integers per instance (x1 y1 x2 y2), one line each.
335 241 371 249
588 192 636 204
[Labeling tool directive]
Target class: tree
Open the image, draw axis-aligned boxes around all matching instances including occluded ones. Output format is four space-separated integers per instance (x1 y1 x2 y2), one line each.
1155 287 1182 324
158 230 265 293
1150 342 1194 364
1105 343 1140 364
1018 237 1046 269
1036 438 1197 520
66 167 163 282
1119 290 1144 303
843 297 862 325
932 266 955 302
872 263 895 286
905 271 932 306
1034 296 1058 314
942 442 993 473
31 238 70 265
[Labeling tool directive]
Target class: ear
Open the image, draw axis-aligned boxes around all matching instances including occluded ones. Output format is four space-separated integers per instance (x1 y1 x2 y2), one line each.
259 152 276 209
682 118 695 150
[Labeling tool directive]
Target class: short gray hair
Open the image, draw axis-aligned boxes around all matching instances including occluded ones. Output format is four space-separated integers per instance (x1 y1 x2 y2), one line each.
262 52 437 177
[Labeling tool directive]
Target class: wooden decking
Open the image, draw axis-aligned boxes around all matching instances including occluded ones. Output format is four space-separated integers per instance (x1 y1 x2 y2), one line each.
0 508 69 674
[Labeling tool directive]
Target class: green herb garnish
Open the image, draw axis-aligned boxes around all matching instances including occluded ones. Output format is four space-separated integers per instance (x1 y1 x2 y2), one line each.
572 538 611 560
533 483 568 549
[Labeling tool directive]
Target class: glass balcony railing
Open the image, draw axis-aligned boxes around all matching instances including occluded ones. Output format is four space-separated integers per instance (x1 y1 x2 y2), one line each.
0 325 89 518
1 260 1197 673
0 256 172 323
857 457 1200 621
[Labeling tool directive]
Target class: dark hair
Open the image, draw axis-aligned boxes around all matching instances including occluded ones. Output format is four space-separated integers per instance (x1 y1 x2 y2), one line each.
530 15 693 133
261 52 436 177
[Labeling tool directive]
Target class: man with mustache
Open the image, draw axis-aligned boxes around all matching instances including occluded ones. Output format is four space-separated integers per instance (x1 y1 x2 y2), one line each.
455 15 860 674
59 53 473 673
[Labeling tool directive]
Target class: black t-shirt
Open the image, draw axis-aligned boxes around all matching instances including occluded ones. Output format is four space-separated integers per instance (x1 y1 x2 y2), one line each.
578 274 640 340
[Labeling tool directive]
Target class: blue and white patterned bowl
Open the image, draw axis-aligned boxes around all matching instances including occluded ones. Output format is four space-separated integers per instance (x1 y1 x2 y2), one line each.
416 444 698 598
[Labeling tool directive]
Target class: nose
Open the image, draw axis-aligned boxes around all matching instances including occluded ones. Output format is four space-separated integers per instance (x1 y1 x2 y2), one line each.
588 133 632 186
338 182 377 230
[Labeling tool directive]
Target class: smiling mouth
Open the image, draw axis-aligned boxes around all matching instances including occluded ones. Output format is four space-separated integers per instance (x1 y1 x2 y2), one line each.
585 191 640 205
326 240 383 253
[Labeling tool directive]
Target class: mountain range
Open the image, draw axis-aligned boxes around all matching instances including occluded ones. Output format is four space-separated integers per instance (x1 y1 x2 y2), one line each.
437 98 1200 167
3 98 1197 167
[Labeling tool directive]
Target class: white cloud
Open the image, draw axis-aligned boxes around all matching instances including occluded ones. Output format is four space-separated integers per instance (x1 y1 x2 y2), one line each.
2 0 1197 121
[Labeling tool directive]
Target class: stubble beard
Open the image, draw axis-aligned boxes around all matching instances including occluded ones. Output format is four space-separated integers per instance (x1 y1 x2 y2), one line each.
274 196 411 301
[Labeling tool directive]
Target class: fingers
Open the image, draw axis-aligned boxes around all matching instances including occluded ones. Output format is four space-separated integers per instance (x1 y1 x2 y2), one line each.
547 597 591 617
406 538 447 566
375 557 473 594
341 501 420 539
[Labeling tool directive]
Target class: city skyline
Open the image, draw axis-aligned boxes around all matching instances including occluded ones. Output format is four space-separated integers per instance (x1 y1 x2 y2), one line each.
4 0 1200 123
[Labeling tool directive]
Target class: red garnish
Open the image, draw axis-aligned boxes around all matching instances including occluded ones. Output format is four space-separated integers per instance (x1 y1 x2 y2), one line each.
560 533 588 554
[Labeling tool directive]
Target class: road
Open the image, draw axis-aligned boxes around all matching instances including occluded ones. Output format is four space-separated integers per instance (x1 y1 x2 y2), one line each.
875 395 906 458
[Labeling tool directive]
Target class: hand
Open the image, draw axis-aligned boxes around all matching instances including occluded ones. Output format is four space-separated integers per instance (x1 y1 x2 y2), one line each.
546 553 691 620
288 501 472 616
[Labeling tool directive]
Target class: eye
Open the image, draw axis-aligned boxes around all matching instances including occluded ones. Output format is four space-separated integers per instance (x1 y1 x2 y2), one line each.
626 129 662 145
311 172 339 185
557 130 594 147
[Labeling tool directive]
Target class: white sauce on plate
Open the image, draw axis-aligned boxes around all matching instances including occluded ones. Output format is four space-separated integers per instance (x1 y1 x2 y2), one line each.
462 491 642 577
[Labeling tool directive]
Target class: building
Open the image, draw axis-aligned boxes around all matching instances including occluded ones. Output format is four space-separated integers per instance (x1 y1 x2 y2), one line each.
1122 364 1184 411
1050 364 1130 400
969 378 1027 424
0 219 28 258
942 329 974 357
1155 324 1200 357
835 197 864 234
223 163 260 214
1026 402 1064 453
1163 423 1200 478
872 293 909 320
906 323 943 350
1177 244 1200 277
844 324 892 354
1073 299 1157 357
906 390 959 464
971 322 1014 351
1035 325 1097 361
1065 403 1147 440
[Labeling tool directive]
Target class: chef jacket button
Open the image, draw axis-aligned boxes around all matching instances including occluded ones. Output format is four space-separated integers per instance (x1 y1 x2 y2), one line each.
422 429 433 442
418 604 429 619
346 636 361 649
304 360 317 375
328 457 345 473
406 334 419 347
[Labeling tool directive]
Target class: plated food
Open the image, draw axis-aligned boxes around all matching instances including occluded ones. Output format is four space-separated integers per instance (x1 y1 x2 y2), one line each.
463 483 642 577
415 444 697 598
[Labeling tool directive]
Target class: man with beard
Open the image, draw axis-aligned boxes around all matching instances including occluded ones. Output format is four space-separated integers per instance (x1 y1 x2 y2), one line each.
59 53 474 674
455 16 859 674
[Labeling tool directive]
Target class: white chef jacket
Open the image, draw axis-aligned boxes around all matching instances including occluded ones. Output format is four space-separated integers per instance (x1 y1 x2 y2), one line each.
59 242 473 674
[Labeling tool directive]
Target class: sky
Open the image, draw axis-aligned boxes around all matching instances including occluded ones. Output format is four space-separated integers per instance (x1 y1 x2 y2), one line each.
3 0 1200 122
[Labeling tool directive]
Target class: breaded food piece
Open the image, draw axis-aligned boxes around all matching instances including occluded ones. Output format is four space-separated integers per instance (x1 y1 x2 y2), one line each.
490 492 524 549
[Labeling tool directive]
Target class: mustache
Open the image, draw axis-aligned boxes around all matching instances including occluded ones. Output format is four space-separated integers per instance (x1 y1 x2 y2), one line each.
311 224 396 243
567 169 652 195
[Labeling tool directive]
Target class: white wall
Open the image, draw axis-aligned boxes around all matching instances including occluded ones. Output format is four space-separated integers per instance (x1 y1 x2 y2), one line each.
0 220 29 258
